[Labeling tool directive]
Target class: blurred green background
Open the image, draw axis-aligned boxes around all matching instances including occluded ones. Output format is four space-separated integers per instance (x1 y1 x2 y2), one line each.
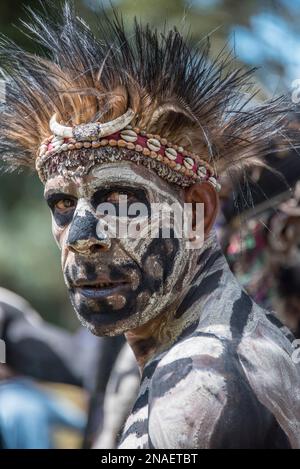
0 0 299 329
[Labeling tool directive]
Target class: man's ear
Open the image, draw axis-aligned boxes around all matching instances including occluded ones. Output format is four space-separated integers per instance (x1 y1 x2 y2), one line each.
184 182 219 238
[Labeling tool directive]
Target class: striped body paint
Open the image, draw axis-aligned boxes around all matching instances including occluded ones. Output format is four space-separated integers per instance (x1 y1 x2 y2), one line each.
44 160 300 448
119 235 300 448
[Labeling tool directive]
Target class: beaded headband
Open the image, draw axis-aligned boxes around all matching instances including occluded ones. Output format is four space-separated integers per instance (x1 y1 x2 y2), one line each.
36 108 221 191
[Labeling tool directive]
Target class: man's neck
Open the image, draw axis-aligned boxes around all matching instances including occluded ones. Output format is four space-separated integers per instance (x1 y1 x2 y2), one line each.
125 232 233 370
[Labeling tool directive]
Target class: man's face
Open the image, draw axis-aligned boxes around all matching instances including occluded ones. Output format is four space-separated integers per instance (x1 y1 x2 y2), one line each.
44 162 196 335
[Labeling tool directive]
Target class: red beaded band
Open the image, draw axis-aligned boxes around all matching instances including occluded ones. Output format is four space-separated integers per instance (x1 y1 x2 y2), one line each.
37 126 220 190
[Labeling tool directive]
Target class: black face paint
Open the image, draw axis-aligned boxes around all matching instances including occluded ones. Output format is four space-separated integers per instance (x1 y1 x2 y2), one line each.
68 235 179 333
84 262 97 282
91 186 151 219
67 210 99 247
47 164 193 336
45 192 77 227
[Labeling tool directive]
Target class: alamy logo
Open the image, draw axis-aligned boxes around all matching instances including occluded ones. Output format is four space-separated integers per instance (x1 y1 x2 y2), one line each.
96 198 205 250
0 339 5 363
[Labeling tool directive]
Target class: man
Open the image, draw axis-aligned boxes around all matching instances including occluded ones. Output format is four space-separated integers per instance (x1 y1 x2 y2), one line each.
0 3 299 449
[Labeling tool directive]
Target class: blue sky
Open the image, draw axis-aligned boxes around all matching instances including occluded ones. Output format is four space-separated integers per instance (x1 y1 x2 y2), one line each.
231 2 300 92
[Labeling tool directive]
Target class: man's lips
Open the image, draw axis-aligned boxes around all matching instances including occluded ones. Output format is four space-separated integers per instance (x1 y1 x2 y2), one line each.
70 278 130 299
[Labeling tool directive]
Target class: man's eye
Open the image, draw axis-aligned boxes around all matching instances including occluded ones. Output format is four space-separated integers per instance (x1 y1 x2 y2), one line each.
54 199 76 211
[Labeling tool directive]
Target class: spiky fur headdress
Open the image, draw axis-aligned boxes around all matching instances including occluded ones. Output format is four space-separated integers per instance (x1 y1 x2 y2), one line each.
0 1 292 189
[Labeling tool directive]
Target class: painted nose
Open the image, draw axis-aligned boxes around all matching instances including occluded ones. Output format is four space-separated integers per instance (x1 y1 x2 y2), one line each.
67 210 111 254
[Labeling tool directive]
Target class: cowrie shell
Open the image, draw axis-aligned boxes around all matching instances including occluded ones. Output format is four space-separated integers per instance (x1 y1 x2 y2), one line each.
165 147 177 160
184 157 194 170
197 166 207 177
120 129 138 142
147 138 161 152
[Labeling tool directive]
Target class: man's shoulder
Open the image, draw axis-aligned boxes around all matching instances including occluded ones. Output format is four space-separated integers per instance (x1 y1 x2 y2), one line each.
154 313 298 376
236 315 300 447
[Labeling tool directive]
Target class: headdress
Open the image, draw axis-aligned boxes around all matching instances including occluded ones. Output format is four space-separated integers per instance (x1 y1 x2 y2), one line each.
0 2 292 191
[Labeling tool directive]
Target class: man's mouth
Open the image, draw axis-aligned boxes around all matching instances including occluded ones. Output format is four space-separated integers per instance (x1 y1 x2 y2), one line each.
71 279 130 299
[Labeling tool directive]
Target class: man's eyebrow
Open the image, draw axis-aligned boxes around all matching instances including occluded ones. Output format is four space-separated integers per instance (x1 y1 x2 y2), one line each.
92 185 149 196
92 183 148 198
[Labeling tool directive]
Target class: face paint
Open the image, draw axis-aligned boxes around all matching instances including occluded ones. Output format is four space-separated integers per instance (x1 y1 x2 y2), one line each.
44 162 200 336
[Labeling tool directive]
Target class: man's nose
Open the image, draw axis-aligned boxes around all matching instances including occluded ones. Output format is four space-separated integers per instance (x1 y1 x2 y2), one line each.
67 209 111 254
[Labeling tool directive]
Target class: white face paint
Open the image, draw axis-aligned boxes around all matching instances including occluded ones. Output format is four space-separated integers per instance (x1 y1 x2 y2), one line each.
44 161 201 336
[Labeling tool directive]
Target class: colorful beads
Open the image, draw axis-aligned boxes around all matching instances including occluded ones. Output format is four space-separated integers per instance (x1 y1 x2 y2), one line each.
38 125 221 190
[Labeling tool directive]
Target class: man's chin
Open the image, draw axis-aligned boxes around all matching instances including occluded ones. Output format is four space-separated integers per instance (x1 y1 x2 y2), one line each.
75 308 146 336
68 292 148 336
78 314 127 336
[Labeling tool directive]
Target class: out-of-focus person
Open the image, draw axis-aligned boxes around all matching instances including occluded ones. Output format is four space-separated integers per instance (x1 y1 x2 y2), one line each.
222 182 300 339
